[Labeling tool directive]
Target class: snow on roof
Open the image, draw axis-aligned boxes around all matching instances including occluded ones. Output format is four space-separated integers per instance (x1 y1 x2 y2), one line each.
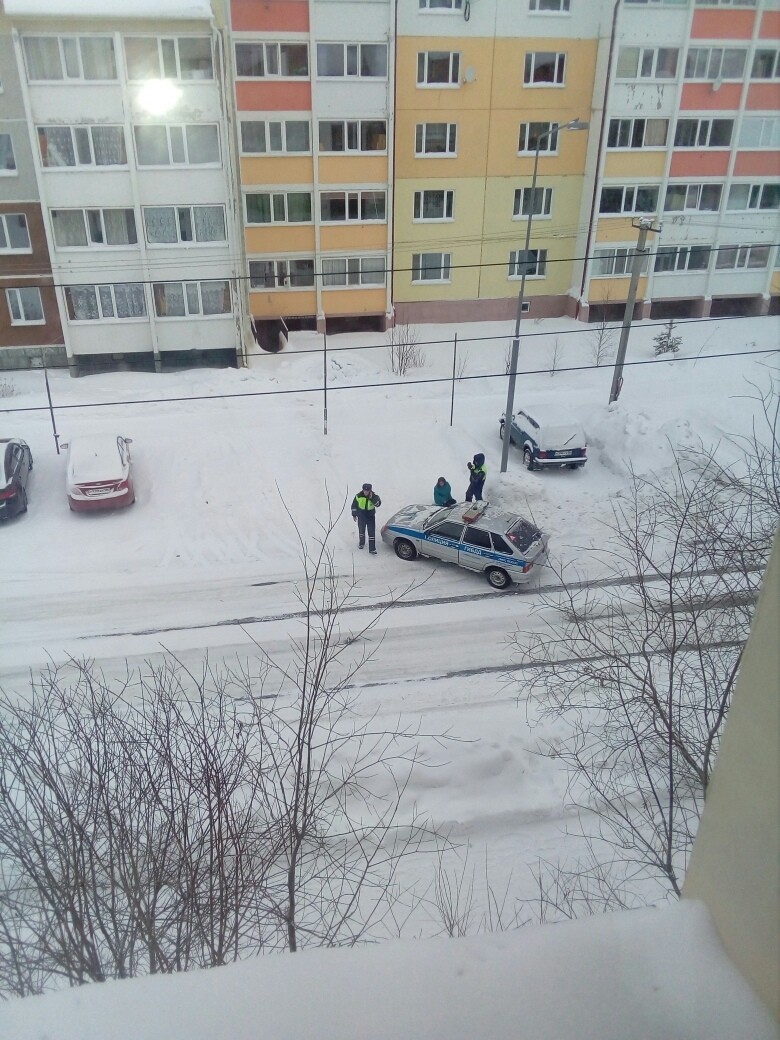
3 0 213 19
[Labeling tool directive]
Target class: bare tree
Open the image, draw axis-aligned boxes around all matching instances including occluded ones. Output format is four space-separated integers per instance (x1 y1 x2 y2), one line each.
387 324 425 376
548 337 562 377
588 312 617 367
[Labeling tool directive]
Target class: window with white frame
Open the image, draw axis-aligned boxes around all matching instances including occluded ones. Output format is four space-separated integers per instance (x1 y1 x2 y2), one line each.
249 259 315 289
318 120 386 153
320 190 386 222
592 247 649 277
241 119 311 154
599 184 660 214
607 118 669 148
152 280 231 317
739 118 780 148
616 46 679 80
134 124 220 166
125 37 213 80
524 52 566 85
509 249 548 278
412 252 451 282
6 287 44 324
22 35 117 81
143 205 226 244
752 49 780 79
653 244 711 273
513 186 552 217
696 0 756 7
518 122 559 153
235 42 308 78
414 189 454 220
0 134 16 173
64 283 147 321
664 182 723 213
317 43 387 78
416 122 457 155
529 0 570 11
0 213 31 252
245 192 312 224
37 125 126 168
417 51 460 86
727 182 780 211
674 118 734 148
625 0 687 5
714 244 770 270
685 47 747 80
321 256 386 287
51 208 138 248
419 0 463 9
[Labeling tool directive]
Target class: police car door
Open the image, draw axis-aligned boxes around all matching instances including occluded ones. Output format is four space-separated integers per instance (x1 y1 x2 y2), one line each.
459 525 493 572
425 520 465 564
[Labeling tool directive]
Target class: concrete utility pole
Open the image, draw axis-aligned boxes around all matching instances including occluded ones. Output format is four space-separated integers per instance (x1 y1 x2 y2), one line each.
608 217 661 404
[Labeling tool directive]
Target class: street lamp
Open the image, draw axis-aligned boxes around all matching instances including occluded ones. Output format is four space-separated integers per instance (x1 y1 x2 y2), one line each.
500 117 589 474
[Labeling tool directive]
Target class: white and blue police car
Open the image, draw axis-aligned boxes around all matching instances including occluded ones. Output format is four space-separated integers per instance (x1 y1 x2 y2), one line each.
380 501 548 590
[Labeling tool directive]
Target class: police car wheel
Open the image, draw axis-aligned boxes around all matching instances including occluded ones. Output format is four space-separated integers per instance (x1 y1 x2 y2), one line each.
486 567 510 589
524 447 535 471
394 538 417 561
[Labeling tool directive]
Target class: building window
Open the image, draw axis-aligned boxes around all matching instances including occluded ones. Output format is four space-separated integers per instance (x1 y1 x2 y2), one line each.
414 189 454 221
599 185 660 215
664 183 723 213
419 0 463 8
415 122 457 156
616 46 679 80
235 42 308 78
524 52 566 85
22 35 117 81
674 118 733 148
509 249 548 278
245 192 312 225
125 37 213 80
518 122 559 153
739 118 780 148
653 245 711 272
752 49 780 80
249 259 315 289
727 183 780 211
417 51 460 86
64 283 147 321
6 287 44 325
529 0 570 11
412 252 452 282
685 47 747 81
607 118 668 149
513 186 552 217
152 280 231 317
625 0 688 4
0 213 31 252
318 120 386 153
321 256 386 287
0 134 16 173
714 244 770 270
37 125 126 168
134 124 220 166
317 43 387 78
143 205 226 245
593 247 649 277
696 0 756 7
241 119 311 154
320 190 386 222
51 208 138 248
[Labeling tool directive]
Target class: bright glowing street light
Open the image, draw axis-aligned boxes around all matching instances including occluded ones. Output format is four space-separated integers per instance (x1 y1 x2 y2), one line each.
136 79 181 116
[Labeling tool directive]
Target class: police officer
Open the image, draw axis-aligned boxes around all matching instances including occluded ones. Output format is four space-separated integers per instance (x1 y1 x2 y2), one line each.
465 453 487 502
351 482 382 553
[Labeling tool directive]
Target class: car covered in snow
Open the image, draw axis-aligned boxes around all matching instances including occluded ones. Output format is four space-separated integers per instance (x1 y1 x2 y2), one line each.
380 501 548 589
0 437 33 520
64 435 135 512
499 408 587 471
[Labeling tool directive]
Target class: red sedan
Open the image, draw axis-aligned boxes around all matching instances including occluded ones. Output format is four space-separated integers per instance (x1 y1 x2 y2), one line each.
65 435 135 512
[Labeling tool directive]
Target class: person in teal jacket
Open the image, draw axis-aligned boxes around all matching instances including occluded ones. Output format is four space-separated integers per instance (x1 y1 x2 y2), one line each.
434 477 456 508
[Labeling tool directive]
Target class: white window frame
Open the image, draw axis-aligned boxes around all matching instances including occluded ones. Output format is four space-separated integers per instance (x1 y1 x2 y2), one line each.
50 208 138 249
240 118 311 155
124 36 214 81
607 118 669 149
64 283 148 322
249 258 316 290
529 0 571 12
22 35 117 82
417 51 461 87
0 133 16 175
625 0 687 5
413 189 455 221
524 52 566 86
696 0 756 7
599 184 660 215
513 186 553 218
142 205 227 245
36 125 127 169
674 118 734 148
319 190 387 224
739 118 780 149
0 213 31 253
653 244 712 273
245 191 313 225
592 247 650 277
234 42 309 79
320 255 386 289
318 119 387 154
518 122 560 154
411 252 452 283
415 122 458 156
751 49 780 80
316 42 387 79
684 46 747 81
419 0 463 9
664 182 723 213
509 249 548 278
616 46 679 81
726 182 780 211
133 124 220 167
714 244 770 271
152 280 231 318
6 287 44 325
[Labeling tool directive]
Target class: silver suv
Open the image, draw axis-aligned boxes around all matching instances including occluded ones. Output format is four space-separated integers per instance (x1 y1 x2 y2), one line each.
380 501 548 589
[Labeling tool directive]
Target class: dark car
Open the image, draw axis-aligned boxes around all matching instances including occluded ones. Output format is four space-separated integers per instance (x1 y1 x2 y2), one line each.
0 437 33 519
500 409 587 471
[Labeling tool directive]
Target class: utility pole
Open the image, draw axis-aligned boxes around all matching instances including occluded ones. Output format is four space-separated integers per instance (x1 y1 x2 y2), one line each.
608 217 660 404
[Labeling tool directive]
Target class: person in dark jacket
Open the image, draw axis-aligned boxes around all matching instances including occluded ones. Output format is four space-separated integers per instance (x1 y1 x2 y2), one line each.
351 482 382 553
434 477 456 508
465 453 487 502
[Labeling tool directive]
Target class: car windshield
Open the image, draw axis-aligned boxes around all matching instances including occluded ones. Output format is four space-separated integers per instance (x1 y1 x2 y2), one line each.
507 518 543 552
423 506 450 529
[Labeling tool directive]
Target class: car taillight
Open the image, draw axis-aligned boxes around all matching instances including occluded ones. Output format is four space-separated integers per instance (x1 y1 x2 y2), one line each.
115 479 129 492
0 487 16 501
539 451 549 459
522 562 533 573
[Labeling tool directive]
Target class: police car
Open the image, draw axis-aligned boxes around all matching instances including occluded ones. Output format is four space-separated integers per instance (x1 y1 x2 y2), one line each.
380 501 548 589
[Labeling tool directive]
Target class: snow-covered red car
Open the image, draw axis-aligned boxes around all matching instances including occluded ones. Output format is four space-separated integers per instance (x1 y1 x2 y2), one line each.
64 435 135 512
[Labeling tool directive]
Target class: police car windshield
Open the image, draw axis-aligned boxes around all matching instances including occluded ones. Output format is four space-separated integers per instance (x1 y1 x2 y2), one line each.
423 506 450 529
507 518 542 551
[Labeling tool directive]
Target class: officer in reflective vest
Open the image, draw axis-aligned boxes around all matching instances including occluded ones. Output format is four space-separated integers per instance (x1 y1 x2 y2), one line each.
466 453 486 502
351 482 382 554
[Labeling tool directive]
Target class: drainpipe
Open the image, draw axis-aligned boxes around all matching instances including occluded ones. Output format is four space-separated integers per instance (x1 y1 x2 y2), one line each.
389 0 399 328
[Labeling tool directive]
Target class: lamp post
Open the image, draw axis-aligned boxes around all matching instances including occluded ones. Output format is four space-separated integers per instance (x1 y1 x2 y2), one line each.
500 117 589 474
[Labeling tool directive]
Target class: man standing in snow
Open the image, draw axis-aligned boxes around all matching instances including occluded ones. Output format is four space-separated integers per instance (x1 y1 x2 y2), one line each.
351 482 382 553
465 453 486 502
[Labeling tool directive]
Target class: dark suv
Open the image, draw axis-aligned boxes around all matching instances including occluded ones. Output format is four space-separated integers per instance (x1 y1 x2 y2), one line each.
500 410 587 471
0 438 33 519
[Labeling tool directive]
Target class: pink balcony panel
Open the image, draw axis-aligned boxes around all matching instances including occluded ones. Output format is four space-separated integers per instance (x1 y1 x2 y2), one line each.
669 151 730 178
235 81 311 112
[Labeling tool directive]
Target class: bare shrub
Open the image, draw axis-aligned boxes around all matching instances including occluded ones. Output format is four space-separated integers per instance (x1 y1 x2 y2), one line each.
548 337 562 377
653 319 683 356
589 316 617 367
387 324 425 376
0 377 18 398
